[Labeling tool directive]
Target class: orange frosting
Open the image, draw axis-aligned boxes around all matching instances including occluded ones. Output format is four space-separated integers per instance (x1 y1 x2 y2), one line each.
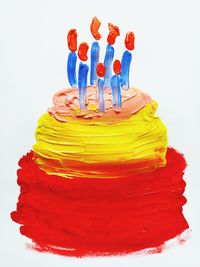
48 87 152 122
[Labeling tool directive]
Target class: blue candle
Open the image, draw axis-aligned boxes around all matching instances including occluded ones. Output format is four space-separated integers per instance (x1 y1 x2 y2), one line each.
90 42 100 85
103 44 114 88
78 62 89 109
97 78 105 112
67 52 77 88
120 50 132 89
111 74 122 107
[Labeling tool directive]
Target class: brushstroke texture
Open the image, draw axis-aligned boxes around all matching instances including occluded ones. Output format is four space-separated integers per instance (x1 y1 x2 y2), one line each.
104 44 114 88
34 101 167 177
90 42 100 85
78 62 89 109
48 87 152 122
125 32 135 51
78 42 89 61
111 74 122 107
98 79 105 112
11 147 188 257
67 52 77 88
90 17 102 40
121 50 132 89
67 29 77 52
107 23 120 45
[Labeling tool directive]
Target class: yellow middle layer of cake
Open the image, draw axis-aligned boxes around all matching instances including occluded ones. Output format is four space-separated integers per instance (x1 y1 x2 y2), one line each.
33 100 168 174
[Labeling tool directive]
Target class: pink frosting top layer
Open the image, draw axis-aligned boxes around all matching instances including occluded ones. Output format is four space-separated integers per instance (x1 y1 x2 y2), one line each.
48 86 152 122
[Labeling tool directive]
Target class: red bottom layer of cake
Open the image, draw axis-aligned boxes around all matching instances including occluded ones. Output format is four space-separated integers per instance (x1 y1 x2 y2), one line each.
11 148 189 257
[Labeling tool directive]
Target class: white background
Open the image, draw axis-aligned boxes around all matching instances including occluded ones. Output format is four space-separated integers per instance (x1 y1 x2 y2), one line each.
1 0 200 266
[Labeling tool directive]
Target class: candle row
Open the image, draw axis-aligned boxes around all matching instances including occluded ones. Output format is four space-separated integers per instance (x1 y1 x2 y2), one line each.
67 17 135 111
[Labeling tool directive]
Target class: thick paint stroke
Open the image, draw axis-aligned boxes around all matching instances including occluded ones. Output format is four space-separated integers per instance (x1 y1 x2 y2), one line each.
11 147 189 257
113 59 121 75
34 101 167 176
98 78 105 112
121 50 132 89
96 62 106 77
67 52 77 88
90 42 100 85
103 44 114 88
111 74 122 107
90 17 102 40
78 62 89 109
125 32 135 51
47 87 152 123
67 29 77 52
78 42 89 61
107 23 120 45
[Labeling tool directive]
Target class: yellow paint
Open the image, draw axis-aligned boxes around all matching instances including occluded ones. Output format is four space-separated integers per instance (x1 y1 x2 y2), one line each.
33 101 168 175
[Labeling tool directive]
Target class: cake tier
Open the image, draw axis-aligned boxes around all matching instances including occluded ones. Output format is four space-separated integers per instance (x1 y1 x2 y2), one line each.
47 87 152 122
11 148 188 257
33 100 167 177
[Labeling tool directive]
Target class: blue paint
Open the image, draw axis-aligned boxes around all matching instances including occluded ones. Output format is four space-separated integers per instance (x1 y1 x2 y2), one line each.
67 52 77 88
98 78 105 112
103 44 114 88
111 74 122 107
90 42 100 85
78 62 89 109
120 50 132 89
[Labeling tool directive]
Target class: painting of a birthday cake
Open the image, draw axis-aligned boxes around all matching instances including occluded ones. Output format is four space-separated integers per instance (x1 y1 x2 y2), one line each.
11 17 189 257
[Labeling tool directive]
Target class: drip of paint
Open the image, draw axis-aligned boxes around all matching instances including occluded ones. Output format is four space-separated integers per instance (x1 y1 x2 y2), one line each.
90 17 102 40
90 42 100 85
78 42 89 61
121 50 132 89
78 62 89 109
103 44 114 88
67 52 77 88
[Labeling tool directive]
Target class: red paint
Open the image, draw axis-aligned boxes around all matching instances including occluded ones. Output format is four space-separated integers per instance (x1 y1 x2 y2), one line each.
107 23 120 45
113 60 121 75
32 154 164 179
90 17 102 40
96 63 106 77
78 42 89 61
67 29 77 52
11 148 189 257
125 32 135 51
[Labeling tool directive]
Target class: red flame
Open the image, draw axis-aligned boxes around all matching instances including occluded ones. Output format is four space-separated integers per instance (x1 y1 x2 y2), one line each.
125 32 135 51
78 42 89 61
67 29 77 52
90 17 102 40
113 60 121 75
96 63 106 77
107 23 120 45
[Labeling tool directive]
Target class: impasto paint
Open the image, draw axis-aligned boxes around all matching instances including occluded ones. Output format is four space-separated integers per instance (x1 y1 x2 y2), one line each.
67 29 78 88
90 42 100 85
121 50 132 89
78 62 89 110
90 17 101 85
11 17 189 258
11 148 188 257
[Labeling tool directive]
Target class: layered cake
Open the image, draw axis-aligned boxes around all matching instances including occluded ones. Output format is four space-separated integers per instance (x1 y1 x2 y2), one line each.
11 17 189 257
